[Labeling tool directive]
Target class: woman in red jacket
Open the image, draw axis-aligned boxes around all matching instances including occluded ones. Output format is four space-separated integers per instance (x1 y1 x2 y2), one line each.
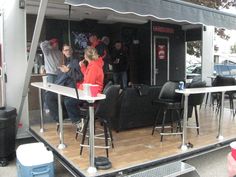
77 46 104 93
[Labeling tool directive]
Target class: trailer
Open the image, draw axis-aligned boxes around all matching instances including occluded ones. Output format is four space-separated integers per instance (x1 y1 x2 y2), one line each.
1 0 236 176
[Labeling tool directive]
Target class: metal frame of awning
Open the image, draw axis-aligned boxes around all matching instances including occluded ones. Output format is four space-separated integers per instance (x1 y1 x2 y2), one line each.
65 0 236 30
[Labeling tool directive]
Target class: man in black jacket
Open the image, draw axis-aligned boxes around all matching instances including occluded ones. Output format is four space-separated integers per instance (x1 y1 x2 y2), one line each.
46 44 83 127
111 41 128 89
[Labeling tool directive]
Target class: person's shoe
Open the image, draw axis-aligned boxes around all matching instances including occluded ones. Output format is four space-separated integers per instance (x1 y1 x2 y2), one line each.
45 109 50 114
75 119 84 133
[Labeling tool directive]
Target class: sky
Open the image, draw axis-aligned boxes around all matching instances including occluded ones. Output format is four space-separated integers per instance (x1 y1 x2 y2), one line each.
221 6 236 15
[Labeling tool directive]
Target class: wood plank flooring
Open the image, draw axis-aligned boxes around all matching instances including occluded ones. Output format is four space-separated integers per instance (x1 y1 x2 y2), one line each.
30 107 236 176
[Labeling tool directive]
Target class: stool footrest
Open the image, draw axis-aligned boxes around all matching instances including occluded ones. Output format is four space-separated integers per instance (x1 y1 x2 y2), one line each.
160 132 183 136
186 125 200 129
80 144 110 149
155 126 172 129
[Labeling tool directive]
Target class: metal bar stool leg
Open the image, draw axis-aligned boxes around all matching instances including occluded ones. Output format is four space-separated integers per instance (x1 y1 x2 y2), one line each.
80 117 89 156
194 106 200 135
152 108 161 135
103 121 109 158
107 123 114 148
160 110 167 142
176 110 182 132
170 110 174 133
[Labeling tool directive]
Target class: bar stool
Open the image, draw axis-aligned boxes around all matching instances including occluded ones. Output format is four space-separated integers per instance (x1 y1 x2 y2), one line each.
79 85 120 157
211 76 236 115
187 81 206 135
152 81 183 142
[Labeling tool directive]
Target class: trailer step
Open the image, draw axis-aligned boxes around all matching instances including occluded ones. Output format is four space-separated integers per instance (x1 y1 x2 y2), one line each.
124 161 200 177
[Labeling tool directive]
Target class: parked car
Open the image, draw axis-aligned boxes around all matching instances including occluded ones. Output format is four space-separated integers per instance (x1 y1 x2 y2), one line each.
186 64 201 79
186 64 236 80
214 64 236 78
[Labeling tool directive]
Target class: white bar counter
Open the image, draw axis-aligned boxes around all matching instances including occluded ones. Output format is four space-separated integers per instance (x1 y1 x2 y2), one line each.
31 82 106 174
176 85 236 151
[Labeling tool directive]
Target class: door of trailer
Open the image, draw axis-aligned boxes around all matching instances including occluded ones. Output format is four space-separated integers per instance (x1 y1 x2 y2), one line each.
0 11 5 107
153 36 169 86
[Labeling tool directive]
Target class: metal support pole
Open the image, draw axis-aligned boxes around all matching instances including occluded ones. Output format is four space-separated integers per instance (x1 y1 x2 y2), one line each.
181 94 189 151
16 0 48 133
217 91 225 140
38 88 44 133
87 101 97 174
0 11 6 108
58 94 66 149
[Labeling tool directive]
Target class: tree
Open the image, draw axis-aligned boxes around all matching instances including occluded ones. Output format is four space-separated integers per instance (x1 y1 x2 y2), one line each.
187 41 202 58
184 0 236 57
184 0 236 9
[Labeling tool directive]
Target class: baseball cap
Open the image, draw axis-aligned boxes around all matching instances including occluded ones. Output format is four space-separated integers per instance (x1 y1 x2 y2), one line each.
49 38 59 45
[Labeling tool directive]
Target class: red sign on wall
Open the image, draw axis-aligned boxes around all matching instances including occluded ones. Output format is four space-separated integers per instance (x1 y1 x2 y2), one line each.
157 45 166 60
153 26 175 34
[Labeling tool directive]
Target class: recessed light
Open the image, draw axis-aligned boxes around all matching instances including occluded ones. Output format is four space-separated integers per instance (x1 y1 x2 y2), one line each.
84 11 91 15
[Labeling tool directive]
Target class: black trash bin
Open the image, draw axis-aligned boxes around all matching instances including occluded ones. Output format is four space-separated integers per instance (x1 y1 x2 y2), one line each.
0 106 17 166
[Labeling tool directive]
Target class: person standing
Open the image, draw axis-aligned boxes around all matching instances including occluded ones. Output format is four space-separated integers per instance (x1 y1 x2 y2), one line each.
40 38 63 83
88 33 109 73
111 41 128 89
101 36 113 83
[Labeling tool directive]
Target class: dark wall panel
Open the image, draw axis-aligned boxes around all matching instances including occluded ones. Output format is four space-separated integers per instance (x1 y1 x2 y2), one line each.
44 19 185 85
152 22 185 82
45 19 113 50
44 19 150 84
186 28 202 41
112 23 151 85
27 14 46 42
169 30 185 81
136 22 151 84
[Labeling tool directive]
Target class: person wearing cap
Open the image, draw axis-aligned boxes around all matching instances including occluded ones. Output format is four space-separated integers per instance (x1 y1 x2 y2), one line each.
40 38 63 83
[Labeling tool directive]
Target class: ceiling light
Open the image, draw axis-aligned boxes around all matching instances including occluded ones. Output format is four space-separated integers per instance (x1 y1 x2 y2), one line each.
84 11 92 15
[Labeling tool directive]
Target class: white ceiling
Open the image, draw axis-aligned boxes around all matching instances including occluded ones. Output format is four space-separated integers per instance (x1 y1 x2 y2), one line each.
26 0 193 26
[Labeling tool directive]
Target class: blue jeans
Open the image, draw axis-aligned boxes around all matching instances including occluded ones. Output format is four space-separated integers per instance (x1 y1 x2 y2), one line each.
44 74 57 110
113 71 127 89
45 92 80 123
47 74 57 83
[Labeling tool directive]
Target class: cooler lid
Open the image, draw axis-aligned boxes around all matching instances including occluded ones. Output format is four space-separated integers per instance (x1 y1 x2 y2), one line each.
0 106 17 119
16 142 53 166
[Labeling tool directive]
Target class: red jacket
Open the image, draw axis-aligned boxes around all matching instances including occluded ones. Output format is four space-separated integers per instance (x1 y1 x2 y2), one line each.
78 57 104 93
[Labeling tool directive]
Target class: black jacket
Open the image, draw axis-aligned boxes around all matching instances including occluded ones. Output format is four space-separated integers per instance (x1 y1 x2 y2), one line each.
55 57 83 88
111 49 128 72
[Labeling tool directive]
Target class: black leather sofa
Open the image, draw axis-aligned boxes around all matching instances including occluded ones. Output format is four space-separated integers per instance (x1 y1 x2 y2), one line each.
110 85 162 131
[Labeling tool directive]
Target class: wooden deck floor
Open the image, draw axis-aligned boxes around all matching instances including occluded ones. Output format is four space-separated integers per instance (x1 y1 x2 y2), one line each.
29 107 236 176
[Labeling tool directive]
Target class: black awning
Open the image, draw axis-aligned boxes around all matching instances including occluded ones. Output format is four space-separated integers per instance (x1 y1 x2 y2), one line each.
65 0 236 30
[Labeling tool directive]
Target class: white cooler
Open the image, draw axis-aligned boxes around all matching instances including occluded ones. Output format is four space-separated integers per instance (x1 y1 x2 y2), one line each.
16 142 54 177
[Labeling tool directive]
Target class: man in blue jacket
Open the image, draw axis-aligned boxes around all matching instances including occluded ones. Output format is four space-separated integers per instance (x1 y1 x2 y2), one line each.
46 44 84 130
